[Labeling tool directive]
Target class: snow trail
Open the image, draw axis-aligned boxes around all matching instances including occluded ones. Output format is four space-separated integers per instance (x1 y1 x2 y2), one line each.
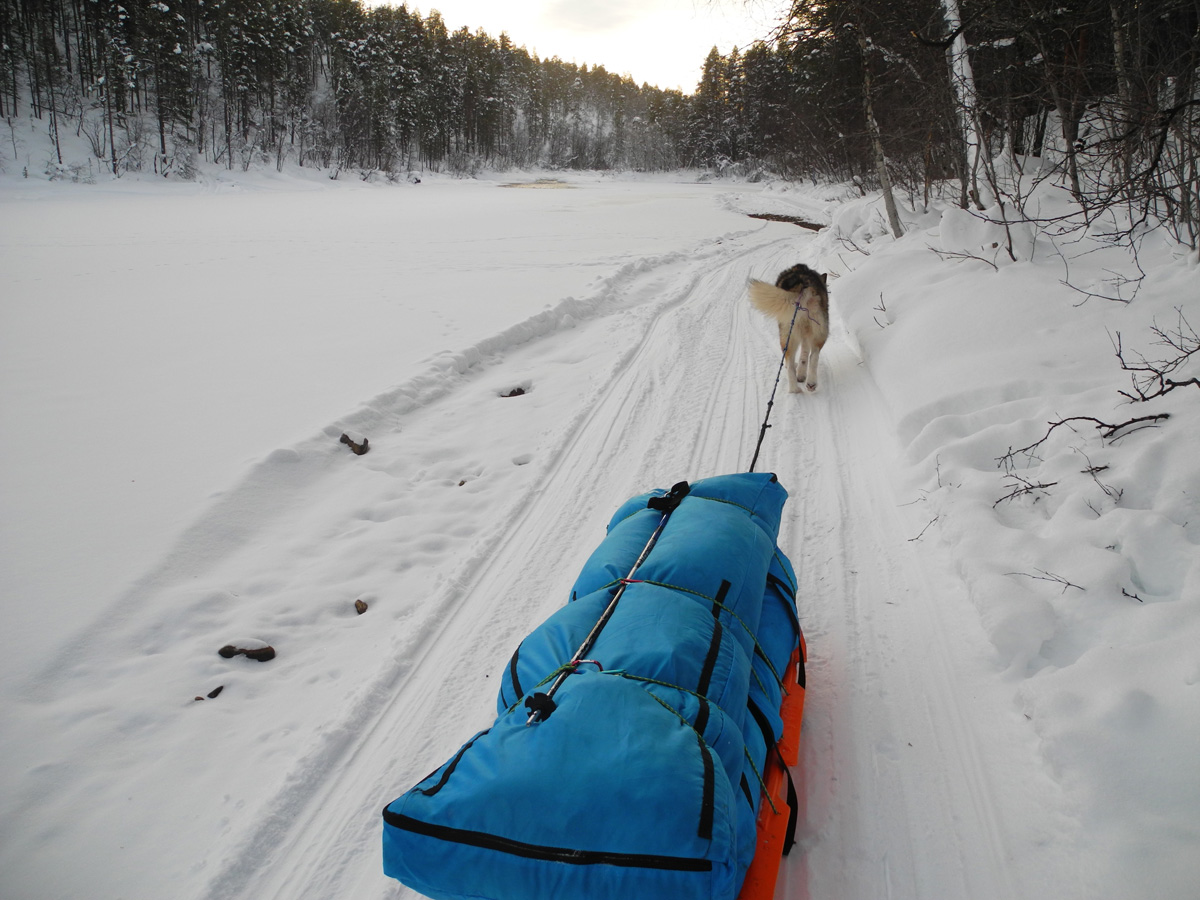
0 184 1090 900
774 338 1016 900
187 223 1063 900
765 304 1081 900
187 229 803 900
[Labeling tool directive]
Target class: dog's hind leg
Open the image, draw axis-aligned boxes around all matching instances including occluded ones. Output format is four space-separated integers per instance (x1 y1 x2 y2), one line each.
803 341 823 392
780 324 802 392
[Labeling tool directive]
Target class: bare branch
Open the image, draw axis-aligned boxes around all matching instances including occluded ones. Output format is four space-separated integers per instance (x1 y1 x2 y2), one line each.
908 516 940 542
994 475 1059 507
930 246 999 270
1061 267 1145 306
1113 311 1200 402
997 414 1171 472
1076 448 1123 503
836 233 872 256
873 292 889 328
1004 569 1085 594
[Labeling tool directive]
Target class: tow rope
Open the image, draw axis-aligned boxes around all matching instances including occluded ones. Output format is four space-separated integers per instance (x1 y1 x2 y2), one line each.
748 299 805 473
525 480 692 724
525 290 803 717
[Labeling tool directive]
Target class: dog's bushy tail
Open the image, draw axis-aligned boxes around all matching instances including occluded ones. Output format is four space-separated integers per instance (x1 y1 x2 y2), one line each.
747 279 804 320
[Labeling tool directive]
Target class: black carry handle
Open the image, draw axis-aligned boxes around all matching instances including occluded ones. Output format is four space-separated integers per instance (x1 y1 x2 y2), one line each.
647 481 691 512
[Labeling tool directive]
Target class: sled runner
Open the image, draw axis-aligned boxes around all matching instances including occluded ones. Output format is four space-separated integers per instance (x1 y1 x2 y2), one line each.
382 472 806 900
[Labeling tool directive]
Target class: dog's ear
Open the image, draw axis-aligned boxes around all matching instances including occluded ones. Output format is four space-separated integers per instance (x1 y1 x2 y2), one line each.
820 272 828 286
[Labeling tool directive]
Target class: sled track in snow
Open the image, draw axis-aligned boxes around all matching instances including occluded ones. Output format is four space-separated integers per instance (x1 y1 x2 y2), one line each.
196 227 1027 900
193 230 797 900
773 330 1023 900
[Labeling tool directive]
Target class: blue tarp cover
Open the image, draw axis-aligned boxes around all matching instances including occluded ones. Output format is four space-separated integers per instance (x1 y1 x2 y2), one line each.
382 472 799 900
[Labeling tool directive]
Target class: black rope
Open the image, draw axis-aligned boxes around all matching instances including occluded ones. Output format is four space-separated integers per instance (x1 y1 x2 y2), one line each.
525 481 691 725
748 299 803 473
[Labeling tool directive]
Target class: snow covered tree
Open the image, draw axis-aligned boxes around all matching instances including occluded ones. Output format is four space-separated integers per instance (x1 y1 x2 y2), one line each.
1 0 696 176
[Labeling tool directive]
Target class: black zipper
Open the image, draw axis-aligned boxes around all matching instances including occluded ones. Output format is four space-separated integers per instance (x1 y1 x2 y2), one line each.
383 811 713 872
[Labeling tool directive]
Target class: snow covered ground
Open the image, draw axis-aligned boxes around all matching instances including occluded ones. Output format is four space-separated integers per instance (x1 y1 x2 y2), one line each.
1 164 1197 900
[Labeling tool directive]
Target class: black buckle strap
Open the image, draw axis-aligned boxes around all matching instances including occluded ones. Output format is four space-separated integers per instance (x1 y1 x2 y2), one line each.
646 481 691 512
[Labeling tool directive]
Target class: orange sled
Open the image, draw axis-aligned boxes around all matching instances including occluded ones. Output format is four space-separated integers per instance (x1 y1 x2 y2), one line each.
738 636 806 900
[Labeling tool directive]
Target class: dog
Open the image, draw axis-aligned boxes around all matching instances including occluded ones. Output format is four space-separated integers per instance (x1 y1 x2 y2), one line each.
747 263 830 393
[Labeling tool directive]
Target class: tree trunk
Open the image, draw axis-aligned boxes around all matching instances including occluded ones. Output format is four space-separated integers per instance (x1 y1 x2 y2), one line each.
1044 75 1084 202
1036 28 1087 205
47 68 61 164
105 73 117 175
856 24 904 238
1109 0 1133 182
940 0 988 206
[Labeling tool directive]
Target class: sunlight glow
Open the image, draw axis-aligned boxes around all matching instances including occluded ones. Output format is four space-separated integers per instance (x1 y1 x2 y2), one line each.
361 0 779 93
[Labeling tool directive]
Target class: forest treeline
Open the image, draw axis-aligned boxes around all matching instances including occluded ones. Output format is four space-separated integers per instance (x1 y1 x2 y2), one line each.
3 0 1198 247
694 0 1198 247
1 0 695 175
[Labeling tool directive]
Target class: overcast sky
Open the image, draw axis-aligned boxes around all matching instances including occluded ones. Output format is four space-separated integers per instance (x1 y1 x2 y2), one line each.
362 1 782 93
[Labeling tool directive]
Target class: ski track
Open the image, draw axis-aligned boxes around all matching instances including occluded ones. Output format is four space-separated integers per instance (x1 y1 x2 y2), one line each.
776 329 1022 900
166 225 1030 900
190 230 798 900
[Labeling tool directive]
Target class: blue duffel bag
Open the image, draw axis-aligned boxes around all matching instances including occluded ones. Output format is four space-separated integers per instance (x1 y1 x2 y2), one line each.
382 473 799 900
